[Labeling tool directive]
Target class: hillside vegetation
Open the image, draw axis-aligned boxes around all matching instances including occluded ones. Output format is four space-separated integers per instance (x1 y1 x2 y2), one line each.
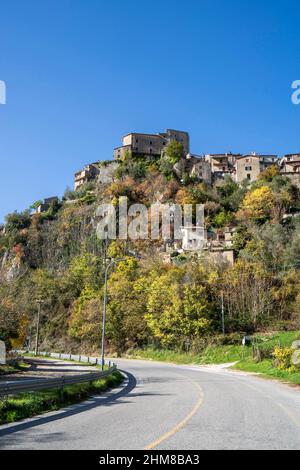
1 145 300 369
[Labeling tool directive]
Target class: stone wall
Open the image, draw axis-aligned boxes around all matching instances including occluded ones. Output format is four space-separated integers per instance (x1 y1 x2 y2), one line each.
97 161 119 184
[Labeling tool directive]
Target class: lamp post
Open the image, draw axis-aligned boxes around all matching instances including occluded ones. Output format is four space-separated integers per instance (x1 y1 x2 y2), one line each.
221 291 225 335
35 300 44 356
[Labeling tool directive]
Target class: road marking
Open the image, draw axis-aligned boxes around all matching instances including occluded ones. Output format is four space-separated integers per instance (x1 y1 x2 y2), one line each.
144 380 204 450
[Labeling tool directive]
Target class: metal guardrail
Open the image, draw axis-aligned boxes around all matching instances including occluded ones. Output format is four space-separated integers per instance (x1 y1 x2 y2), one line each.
24 350 105 365
0 351 117 397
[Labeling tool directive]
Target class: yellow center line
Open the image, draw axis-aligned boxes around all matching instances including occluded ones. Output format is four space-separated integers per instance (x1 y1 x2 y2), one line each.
144 380 204 450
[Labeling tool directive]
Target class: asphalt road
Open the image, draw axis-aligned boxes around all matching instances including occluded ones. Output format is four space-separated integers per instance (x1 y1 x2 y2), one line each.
1 358 300 450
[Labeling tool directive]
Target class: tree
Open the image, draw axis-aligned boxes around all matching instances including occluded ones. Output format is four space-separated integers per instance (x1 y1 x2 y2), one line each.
164 140 184 164
68 287 102 347
106 257 148 354
258 165 279 182
221 260 276 331
159 141 184 178
238 186 275 223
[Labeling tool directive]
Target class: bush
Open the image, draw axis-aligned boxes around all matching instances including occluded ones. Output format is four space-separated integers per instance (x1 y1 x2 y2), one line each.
272 346 294 370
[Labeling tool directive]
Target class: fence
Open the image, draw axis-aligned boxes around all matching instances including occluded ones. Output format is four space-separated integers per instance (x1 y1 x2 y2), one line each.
25 350 108 366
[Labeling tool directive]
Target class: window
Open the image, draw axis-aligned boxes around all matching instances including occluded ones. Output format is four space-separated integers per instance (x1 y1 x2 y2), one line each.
245 166 252 171
247 174 251 180
136 139 139 143
150 148 152 153
150 141 152 145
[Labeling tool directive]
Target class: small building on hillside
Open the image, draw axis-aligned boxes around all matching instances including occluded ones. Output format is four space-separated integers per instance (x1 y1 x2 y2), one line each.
235 153 278 183
181 225 207 251
204 153 241 181
114 129 190 160
280 154 300 173
74 163 100 190
186 154 212 185
36 197 59 214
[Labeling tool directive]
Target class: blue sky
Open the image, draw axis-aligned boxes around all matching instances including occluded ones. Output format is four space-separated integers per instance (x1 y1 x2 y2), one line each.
0 0 300 222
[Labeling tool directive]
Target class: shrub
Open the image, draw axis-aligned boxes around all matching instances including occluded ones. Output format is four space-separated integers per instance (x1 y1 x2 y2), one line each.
272 346 294 370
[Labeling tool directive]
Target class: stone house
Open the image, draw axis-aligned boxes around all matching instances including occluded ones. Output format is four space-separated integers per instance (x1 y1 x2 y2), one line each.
280 154 300 173
235 153 278 183
36 197 59 214
181 226 207 251
74 163 100 190
204 153 241 181
114 129 190 160
74 161 119 190
186 154 212 185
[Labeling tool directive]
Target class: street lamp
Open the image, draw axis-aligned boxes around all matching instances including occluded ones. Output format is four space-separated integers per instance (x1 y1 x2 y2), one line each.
100 258 125 370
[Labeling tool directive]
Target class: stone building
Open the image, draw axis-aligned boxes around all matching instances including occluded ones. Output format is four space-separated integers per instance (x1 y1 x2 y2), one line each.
235 153 278 183
36 197 59 214
114 129 190 160
204 153 241 181
74 161 119 190
279 154 300 188
187 154 212 185
172 153 212 185
181 226 207 251
74 163 100 190
280 154 300 173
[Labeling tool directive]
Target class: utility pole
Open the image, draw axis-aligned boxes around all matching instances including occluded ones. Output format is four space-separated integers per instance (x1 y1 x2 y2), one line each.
35 300 43 356
221 291 225 335
101 261 111 371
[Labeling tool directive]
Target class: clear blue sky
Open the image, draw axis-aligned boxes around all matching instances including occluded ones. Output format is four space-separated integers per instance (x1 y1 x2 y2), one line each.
1 0 300 222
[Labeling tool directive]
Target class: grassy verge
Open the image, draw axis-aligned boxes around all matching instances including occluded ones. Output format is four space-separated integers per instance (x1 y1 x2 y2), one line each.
0 362 30 377
124 331 300 385
0 371 123 425
234 359 300 385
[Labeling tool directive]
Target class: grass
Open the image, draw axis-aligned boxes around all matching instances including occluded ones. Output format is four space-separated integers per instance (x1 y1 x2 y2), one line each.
125 331 300 385
234 358 300 385
0 371 123 425
0 362 30 376
125 345 247 365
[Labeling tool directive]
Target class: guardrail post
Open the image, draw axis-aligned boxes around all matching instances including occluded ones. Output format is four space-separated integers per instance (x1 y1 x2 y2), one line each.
60 376 65 402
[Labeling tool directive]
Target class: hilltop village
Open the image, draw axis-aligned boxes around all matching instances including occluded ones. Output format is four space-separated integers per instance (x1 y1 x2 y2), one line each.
75 128 300 189
1 128 300 269
69 128 300 264
1 128 300 354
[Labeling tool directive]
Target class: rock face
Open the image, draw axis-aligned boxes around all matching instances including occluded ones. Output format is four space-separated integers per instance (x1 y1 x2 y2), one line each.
0 341 6 365
291 340 300 350
291 340 300 366
292 349 300 365
97 162 119 184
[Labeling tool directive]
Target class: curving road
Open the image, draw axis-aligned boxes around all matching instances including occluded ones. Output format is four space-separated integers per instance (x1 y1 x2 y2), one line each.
1 358 300 450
